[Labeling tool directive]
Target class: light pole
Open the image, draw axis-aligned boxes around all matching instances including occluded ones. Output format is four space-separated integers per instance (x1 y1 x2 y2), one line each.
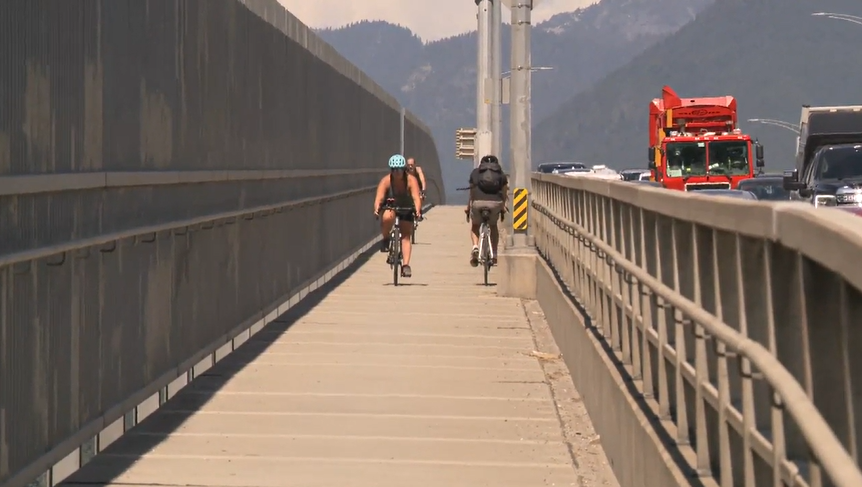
474 0 493 168
747 118 798 132
501 66 553 77
811 12 862 26
491 0 502 161
503 0 539 248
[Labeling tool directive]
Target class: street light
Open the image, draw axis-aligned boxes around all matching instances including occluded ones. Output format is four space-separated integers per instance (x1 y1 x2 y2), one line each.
500 66 553 105
747 118 798 132
811 12 862 26
501 66 554 78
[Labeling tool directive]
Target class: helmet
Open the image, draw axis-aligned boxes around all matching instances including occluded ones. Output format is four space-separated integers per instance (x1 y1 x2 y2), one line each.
388 154 406 169
480 155 499 165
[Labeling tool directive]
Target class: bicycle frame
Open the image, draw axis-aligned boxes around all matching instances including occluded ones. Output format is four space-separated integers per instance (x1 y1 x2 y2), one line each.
478 222 494 264
382 204 414 285
477 211 494 285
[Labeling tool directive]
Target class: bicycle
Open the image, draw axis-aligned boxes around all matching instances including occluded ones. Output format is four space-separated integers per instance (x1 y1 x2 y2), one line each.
379 204 415 286
466 207 495 286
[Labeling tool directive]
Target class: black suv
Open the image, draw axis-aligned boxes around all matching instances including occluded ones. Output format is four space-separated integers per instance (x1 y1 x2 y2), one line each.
783 143 862 205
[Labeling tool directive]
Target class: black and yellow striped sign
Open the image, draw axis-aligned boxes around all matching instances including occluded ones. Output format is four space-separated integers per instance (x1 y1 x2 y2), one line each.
512 188 528 230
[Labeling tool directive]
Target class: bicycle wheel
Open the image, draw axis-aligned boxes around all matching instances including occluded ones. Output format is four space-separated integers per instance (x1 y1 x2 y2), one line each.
391 229 401 286
482 229 492 286
388 228 398 267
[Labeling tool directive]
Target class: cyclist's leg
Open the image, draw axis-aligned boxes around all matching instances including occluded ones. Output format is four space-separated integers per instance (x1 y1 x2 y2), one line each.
469 201 489 267
380 208 395 252
486 202 504 259
399 211 415 276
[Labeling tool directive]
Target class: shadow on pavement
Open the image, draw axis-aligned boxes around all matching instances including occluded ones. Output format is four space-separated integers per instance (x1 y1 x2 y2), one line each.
59 243 380 485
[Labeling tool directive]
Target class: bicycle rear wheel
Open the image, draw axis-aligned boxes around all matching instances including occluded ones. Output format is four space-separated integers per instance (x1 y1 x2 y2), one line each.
482 230 492 286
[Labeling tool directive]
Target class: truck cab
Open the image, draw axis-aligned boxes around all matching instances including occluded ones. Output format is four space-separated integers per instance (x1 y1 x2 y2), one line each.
647 86 763 191
649 131 763 191
783 105 862 206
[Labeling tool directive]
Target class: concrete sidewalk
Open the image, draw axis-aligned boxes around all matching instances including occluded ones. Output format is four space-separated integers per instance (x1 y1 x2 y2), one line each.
63 206 618 487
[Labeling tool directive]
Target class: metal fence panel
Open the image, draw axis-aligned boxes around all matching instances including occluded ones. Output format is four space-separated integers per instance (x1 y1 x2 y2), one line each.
531 174 862 487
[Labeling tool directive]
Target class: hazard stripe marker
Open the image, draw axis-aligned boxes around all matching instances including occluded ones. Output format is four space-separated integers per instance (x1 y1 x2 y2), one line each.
512 188 528 230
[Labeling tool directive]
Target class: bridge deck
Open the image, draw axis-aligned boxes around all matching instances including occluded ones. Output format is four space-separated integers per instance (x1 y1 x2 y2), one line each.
63 207 617 487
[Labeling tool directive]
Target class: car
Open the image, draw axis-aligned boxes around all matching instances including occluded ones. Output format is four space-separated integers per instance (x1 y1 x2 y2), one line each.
556 168 591 175
619 169 652 181
693 189 758 200
783 143 862 205
537 162 587 174
736 176 791 201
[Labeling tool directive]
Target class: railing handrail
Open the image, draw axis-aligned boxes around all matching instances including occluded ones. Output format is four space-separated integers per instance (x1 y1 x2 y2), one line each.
531 192 862 486
532 173 862 295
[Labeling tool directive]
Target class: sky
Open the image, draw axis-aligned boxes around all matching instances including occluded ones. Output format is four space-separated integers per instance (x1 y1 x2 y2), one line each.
277 0 599 42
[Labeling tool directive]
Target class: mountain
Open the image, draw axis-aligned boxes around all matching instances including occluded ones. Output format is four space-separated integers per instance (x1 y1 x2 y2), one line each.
317 0 714 201
532 0 862 172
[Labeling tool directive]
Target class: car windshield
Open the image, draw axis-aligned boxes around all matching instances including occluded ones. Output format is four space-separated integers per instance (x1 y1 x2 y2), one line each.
816 146 862 180
737 180 789 200
665 142 706 177
664 141 750 177
708 141 750 176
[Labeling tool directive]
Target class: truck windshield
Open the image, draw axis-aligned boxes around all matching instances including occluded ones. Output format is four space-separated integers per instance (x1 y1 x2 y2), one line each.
817 146 862 180
665 142 706 177
708 141 750 176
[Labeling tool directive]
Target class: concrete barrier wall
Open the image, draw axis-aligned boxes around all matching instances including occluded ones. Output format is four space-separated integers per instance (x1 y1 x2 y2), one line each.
0 1 443 485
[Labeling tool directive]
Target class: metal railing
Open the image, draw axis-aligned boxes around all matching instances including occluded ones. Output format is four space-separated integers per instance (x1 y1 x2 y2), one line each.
532 174 862 487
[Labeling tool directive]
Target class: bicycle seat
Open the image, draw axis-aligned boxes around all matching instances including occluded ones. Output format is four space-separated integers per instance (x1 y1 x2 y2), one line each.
480 209 491 222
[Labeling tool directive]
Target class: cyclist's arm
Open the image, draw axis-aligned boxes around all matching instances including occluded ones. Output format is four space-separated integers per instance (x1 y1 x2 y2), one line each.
416 167 427 191
466 170 477 209
501 174 510 205
409 176 422 215
373 176 388 213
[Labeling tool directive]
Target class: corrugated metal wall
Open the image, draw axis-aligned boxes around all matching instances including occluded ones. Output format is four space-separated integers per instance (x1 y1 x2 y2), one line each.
0 1 444 485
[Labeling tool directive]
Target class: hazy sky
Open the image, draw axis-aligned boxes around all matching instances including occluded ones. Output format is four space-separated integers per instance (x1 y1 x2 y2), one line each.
277 0 599 42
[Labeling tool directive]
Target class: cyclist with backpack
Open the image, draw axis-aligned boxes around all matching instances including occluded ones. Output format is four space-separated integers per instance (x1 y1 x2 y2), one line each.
465 155 508 266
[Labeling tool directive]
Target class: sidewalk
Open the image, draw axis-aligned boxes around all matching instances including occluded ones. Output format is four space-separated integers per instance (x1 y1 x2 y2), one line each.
63 206 617 486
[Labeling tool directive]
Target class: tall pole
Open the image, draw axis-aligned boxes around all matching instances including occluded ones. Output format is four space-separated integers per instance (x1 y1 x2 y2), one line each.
400 107 405 154
474 0 493 167
507 0 533 247
491 0 502 162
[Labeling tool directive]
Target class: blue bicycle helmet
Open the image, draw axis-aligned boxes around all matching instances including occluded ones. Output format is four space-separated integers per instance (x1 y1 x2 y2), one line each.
388 154 407 169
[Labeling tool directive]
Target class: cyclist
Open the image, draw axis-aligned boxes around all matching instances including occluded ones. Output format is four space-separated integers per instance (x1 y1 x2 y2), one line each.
373 154 423 278
406 158 427 201
466 154 508 266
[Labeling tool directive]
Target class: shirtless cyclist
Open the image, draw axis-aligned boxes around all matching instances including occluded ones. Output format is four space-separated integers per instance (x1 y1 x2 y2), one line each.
406 158 427 201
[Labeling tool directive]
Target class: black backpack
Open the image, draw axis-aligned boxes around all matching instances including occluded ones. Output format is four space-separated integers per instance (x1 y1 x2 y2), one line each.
476 163 504 194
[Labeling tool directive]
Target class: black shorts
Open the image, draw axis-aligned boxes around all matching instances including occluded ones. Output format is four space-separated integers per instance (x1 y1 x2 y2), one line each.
379 205 415 222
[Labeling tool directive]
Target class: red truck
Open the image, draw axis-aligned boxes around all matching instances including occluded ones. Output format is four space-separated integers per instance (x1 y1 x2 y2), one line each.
648 85 763 190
